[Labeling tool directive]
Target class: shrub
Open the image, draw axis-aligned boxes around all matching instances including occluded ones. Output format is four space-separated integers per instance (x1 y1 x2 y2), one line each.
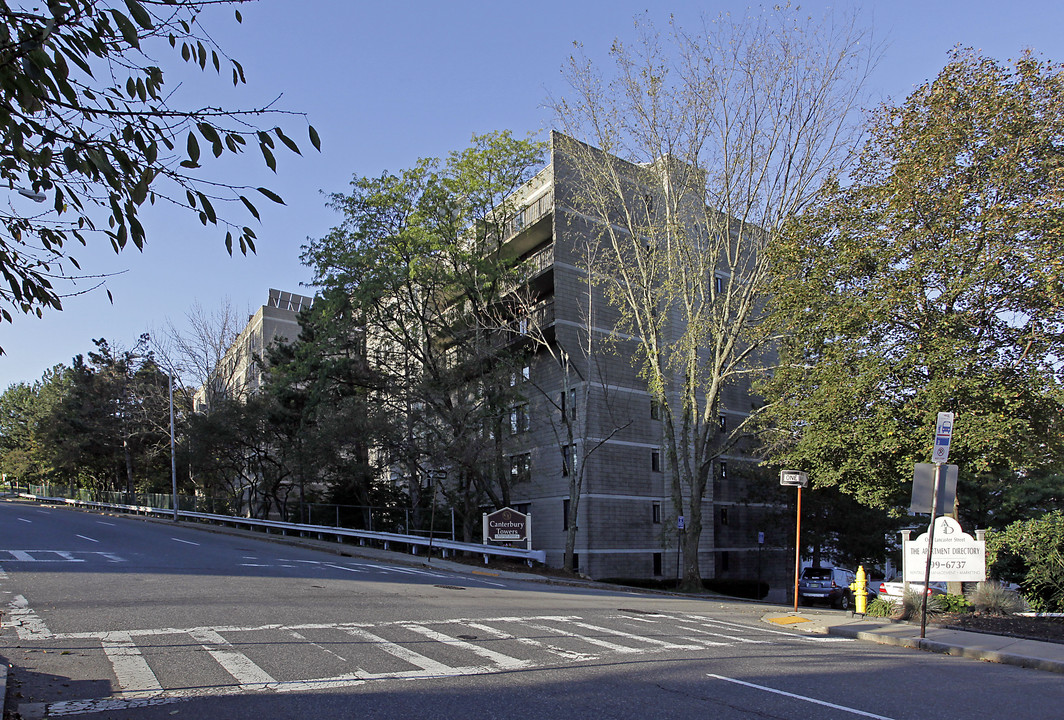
896 588 945 621
967 581 1025 615
986 511 1064 613
939 593 972 614
864 597 896 617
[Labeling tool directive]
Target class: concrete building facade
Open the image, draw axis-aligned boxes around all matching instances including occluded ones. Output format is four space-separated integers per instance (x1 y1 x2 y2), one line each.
194 289 313 411
489 133 788 585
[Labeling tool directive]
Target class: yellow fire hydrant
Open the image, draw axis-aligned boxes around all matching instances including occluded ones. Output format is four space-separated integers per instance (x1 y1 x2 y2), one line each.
850 565 868 615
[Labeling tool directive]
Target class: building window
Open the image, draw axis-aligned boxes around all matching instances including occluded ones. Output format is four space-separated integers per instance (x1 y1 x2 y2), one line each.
719 461 727 479
719 414 727 432
650 399 662 420
721 550 730 572
720 507 729 526
510 403 529 434
653 552 662 576
563 498 570 530
651 450 661 473
511 365 530 386
652 502 661 524
561 444 577 477
715 275 726 294
509 453 531 484
559 388 577 422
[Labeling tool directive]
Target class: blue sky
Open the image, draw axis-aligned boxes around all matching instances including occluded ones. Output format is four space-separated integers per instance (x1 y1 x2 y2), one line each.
2 0 1062 388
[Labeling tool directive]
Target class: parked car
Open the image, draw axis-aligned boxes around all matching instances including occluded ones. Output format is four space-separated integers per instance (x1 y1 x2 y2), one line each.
876 580 946 599
798 567 857 610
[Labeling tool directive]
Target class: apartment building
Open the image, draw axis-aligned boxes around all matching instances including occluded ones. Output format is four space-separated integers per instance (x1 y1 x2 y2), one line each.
490 132 787 583
193 288 314 411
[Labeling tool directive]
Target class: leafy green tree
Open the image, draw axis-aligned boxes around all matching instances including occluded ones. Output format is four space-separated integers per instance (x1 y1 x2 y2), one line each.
44 335 171 495
263 288 390 527
760 49 1064 524
303 131 544 540
0 0 317 328
987 511 1064 612
0 364 71 484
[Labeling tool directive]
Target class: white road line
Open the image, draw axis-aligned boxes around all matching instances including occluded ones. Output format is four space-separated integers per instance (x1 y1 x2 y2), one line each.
75 534 98 543
9 550 35 561
401 623 530 670
187 628 277 689
707 674 897 720
673 621 769 645
101 631 164 698
464 622 598 662
287 630 348 662
565 619 702 650
17 518 31 524
8 594 53 639
323 563 366 573
343 626 456 675
690 614 852 643
171 538 200 546
524 620 642 654
97 521 116 526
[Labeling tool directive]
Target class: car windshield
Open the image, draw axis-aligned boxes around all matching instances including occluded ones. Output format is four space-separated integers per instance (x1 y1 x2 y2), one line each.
801 569 832 580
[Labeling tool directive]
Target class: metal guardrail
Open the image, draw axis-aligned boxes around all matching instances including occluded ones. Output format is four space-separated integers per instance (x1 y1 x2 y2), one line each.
15 492 547 566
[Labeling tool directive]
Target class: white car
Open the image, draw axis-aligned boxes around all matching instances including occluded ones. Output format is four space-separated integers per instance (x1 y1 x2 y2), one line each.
876 580 946 598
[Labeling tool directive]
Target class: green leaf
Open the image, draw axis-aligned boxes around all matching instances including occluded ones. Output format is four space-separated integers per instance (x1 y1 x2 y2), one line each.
62 147 79 172
239 195 261 220
125 0 153 30
275 127 301 156
256 188 285 205
186 132 200 164
260 143 276 172
309 125 322 152
111 10 141 48
197 192 217 224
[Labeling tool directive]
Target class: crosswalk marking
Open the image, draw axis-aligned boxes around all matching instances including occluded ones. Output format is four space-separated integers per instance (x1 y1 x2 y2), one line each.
565 619 703 650
343 626 456 676
0 550 124 563
101 632 163 698
463 621 598 662
1 587 850 718
401 623 530 670
523 620 644 654
188 628 278 689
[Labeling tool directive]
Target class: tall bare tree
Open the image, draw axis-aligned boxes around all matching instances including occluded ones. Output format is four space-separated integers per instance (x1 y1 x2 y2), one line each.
551 7 876 589
153 298 246 408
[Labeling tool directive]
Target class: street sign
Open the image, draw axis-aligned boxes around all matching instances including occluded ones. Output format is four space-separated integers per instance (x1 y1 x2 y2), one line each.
677 515 685 530
932 411 954 464
483 507 529 542
779 470 808 488
904 516 986 582
910 463 958 514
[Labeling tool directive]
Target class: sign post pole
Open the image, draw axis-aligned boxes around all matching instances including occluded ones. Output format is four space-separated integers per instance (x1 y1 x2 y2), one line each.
920 412 954 639
793 485 802 612
780 470 809 612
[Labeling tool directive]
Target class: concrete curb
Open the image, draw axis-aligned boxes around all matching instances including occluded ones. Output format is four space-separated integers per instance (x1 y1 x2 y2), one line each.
828 625 1064 675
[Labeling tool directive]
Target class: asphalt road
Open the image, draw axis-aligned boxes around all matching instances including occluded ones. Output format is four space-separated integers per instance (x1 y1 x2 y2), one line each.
2 498 1063 719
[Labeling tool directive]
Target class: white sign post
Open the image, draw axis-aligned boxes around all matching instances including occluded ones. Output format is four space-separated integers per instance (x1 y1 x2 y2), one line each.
921 412 954 638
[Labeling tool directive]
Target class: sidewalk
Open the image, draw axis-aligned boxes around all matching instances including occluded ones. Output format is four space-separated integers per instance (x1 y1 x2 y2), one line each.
762 610 1064 674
